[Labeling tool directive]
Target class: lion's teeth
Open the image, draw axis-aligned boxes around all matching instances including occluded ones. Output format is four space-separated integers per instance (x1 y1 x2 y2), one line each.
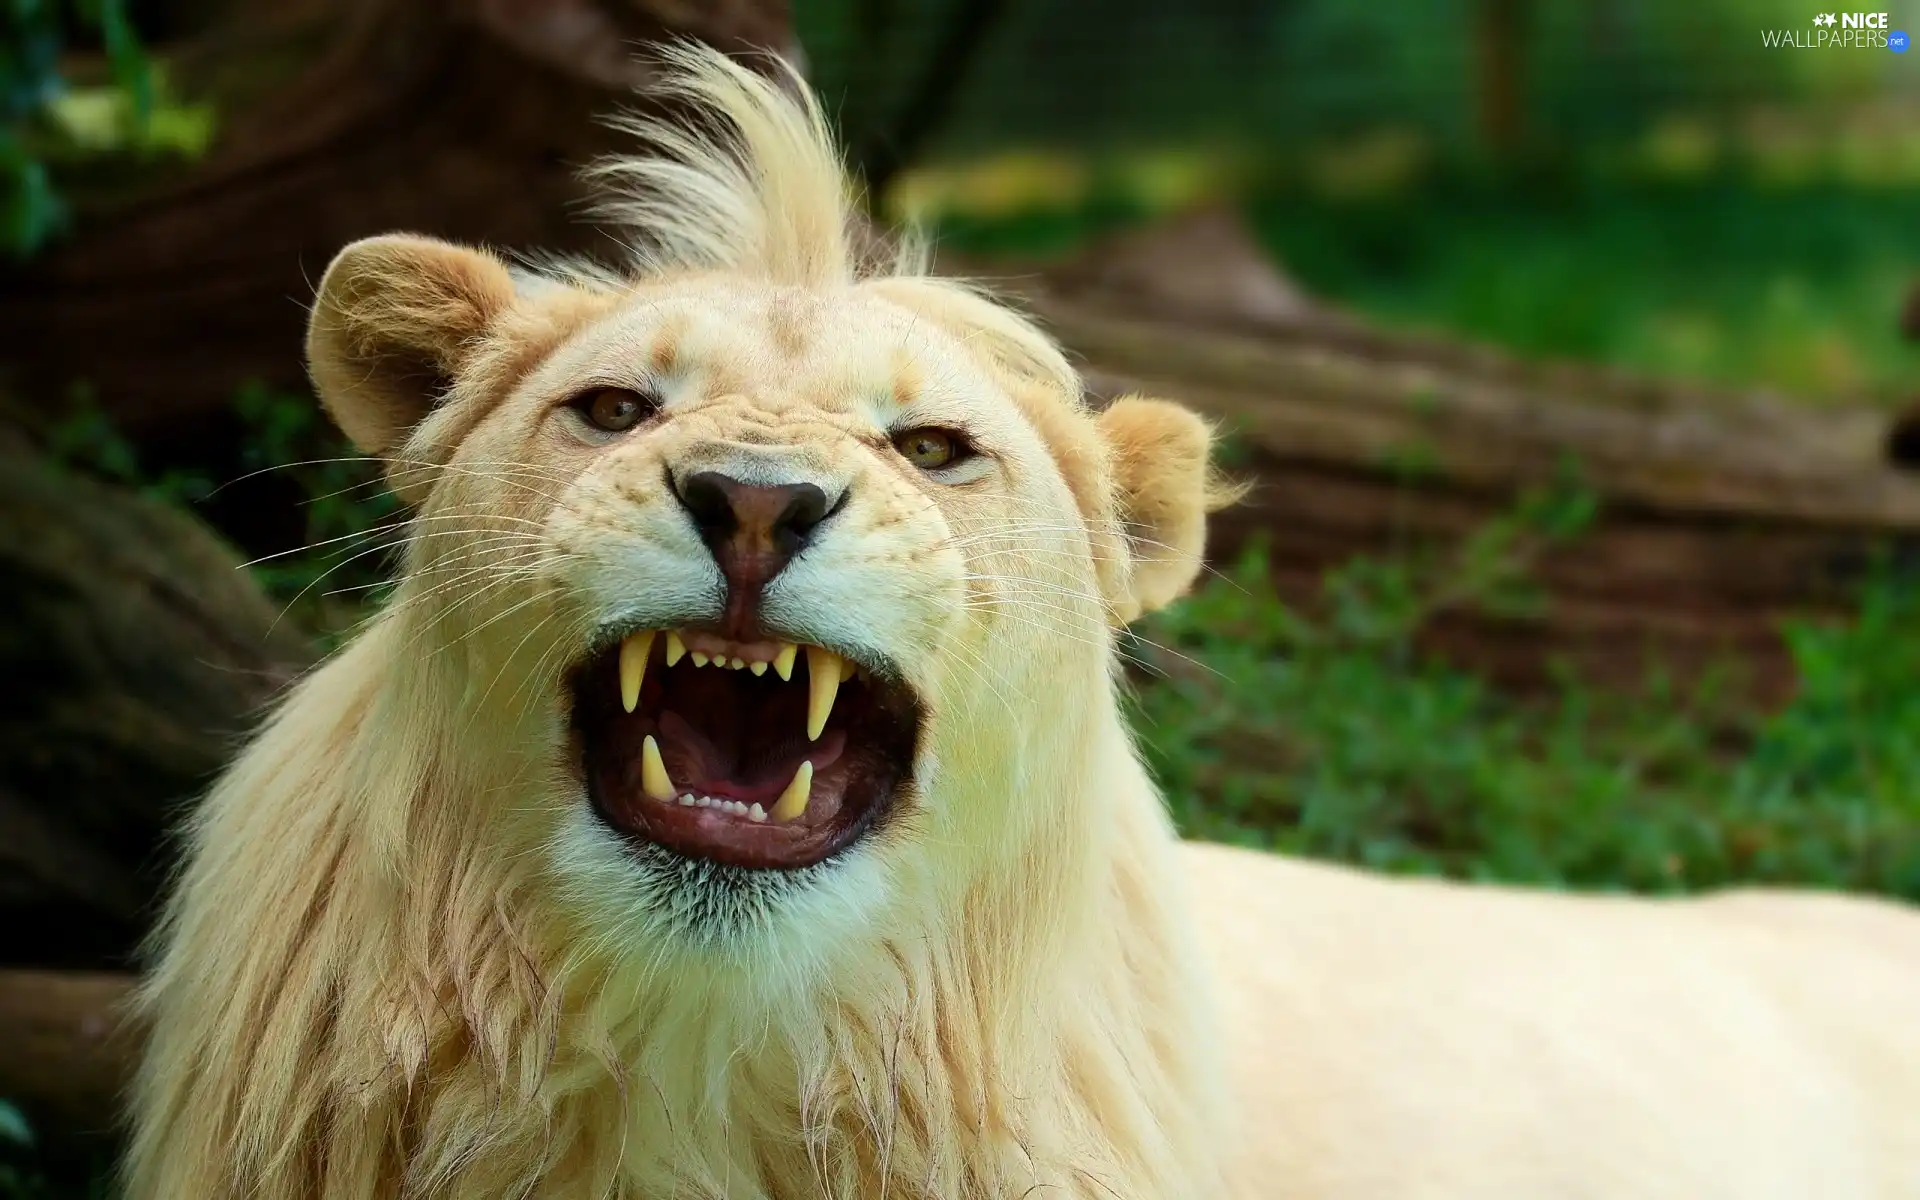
664 631 686 667
773 642 798 682
771 760 812 822
839 656 856 683
750 661 768 676
691 651 710 668
805 646 841 740
679 793 697 806
748 802 767 822
641 735 674 802
619 630 654 713
730 657 746 670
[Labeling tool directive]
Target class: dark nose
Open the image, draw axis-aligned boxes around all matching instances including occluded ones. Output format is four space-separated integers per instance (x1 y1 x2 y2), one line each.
675 471 836 624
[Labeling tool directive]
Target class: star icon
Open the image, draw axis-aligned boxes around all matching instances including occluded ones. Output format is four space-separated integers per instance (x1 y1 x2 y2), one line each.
1813 12 1837 25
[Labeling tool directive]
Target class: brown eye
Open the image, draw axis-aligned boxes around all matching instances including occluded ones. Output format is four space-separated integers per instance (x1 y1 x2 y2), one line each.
893 427 969 471
573 387 652 433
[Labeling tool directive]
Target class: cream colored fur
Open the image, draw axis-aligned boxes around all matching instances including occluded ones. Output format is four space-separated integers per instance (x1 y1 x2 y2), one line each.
126 45 1920 1200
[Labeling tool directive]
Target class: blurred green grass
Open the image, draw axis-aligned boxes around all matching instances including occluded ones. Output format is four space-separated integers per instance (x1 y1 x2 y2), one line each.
1130 537 1920 902
1248 178 1920 406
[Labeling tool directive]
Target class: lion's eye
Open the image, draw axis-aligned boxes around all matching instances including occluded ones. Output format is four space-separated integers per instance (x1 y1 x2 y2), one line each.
892 427 969 471
572 387 653 433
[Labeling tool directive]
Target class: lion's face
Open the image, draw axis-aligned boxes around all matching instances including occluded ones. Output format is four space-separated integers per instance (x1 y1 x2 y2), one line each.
492 276 1105 884
306 241 1199 942
306 230 1217 954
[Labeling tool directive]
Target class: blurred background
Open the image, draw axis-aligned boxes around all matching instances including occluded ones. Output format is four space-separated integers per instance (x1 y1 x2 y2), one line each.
2 0 1917 1191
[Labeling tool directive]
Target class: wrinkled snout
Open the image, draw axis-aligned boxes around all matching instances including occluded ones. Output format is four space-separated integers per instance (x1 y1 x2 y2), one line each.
667 444 849 637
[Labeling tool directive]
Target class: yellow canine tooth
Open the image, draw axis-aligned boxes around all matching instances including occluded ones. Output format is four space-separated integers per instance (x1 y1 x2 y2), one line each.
749 661 768 677
839 657 857 682
770 760 812 822
664 631 686 666
619 630 655 713
691 651 710 668
641 735 674 802
805 645 841 741
773 643 798 682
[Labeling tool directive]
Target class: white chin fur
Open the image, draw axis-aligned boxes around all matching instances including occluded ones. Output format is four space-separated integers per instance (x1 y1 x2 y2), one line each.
546 800 898 972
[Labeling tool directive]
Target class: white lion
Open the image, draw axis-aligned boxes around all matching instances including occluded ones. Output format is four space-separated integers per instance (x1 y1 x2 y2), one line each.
126 45 1920 1199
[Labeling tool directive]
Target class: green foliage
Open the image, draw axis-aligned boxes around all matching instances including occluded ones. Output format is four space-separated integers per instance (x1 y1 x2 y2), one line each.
1129 492 1920 901
229 381 402 626
45 382 398 639
0 1098 113 1199
0 1099 44 1199
2 0 154 256
43 387 212 505
3 0 211 260
0 1100 93 1200
1728 568 1920 895
920 188 1154 261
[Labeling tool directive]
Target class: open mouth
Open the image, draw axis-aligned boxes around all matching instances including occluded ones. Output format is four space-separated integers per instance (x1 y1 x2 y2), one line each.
570 628 921 870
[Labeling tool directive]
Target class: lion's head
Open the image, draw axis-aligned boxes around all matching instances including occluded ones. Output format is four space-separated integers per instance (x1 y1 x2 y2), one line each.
131 45 1236 1199
303 49 1227 958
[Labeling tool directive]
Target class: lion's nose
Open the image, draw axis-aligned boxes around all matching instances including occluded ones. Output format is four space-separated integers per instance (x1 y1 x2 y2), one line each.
675 471 838 615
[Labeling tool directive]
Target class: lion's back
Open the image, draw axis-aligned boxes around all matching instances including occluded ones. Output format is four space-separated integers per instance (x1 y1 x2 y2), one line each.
1181 840 1920 1199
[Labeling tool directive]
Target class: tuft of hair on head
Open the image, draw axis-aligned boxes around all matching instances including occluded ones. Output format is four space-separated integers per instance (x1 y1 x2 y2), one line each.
586 42 889 287
581 41 1082 403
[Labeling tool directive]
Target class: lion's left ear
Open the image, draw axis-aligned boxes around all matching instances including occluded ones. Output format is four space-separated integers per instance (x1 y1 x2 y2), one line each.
1096 395 1244 624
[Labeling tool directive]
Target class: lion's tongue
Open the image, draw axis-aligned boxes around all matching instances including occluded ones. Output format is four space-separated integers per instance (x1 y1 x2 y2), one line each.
655 709 847 804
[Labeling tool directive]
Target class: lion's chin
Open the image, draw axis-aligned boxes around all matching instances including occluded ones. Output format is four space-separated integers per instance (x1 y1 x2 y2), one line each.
569 627 921 870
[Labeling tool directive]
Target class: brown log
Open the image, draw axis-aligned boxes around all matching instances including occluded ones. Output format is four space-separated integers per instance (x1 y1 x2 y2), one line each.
0 969 139 1134
951 235 1920 702
0 428 316 969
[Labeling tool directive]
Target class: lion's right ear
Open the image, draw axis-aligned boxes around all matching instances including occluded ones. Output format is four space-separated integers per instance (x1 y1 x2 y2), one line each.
305 234 518 463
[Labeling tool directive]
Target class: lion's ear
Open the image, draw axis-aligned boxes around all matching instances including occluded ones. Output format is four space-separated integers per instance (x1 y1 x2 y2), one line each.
1096 395 1243 623
306 234 518 463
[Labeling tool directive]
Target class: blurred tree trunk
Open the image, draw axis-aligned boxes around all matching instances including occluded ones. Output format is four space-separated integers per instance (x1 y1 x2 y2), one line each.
848 0 1009 203
1475 0 1528 157
0 0 797 448
0 428 314 972
0 970 139 1136
1895 283 1920 468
